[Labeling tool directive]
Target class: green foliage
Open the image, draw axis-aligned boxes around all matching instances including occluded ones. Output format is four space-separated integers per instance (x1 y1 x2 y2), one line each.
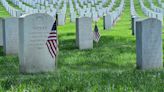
0 0 164 92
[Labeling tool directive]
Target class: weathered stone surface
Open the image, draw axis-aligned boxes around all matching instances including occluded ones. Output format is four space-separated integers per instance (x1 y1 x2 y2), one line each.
103 14 112 30
19 13 56 73
136 18 163 70
76 17 93 50
0 18 3 46
3 17 19 55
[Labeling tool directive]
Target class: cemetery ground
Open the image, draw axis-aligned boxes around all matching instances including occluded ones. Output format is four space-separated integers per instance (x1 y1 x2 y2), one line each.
0 0 164 92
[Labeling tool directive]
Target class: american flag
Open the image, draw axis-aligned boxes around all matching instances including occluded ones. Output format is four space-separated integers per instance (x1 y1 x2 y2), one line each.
93 24 100 43
46 21 58 58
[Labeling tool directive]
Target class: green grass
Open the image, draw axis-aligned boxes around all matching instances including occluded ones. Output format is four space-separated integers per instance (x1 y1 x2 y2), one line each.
152 0 161 7
143 0 151 9
0 0 164 92
103 0 111 7
0 2 10 18
133 0 146 17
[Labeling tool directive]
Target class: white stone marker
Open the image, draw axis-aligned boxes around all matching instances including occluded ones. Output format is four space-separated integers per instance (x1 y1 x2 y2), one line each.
19 13 56 73
3 17 19 55
76 17 93 50
0 18 3 46
136 18 163 70
103 14 112 30
57 13 65 25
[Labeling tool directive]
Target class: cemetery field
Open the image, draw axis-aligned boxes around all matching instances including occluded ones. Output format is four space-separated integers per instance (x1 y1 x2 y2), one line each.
0 0 164 92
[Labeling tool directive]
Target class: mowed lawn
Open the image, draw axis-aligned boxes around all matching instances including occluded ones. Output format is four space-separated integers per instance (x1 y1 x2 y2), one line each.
0 0 164 92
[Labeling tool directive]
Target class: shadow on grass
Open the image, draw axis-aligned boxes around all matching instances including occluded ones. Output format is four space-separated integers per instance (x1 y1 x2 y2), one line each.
59 38 77 50
59 32 75 38
0 46 4 56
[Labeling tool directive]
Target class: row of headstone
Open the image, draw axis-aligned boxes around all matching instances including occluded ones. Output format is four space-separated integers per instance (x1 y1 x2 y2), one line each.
0 13 102 73
1 0 125 26
103 0 125 30
0 12 103 73
11 0 64 17
157 0 164 8
0 13 57 73
130 0 139 36
1 16 163 73
139 0 163 23
1 0 23 17
68 0 116 22
1 0 66 18
148 0 164 15
130 0 138 16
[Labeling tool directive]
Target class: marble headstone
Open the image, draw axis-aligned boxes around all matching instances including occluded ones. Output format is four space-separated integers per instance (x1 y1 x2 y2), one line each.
103 14 112 30
136 18 163 70
76 17 93 50
19 13 56 73
0 18 3 46
57 13 65 25
3 17 19 55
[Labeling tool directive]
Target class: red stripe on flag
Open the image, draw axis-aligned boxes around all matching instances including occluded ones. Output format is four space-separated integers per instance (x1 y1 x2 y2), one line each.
48 36 56 38
46 42 54 58
48 40 56 57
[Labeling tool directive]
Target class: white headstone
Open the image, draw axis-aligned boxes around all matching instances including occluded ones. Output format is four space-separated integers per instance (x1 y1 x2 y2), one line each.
136 18 163 70
3 17 19 55
103 14 112 30
0 18 3 46
57 13 65 25
76 17 93 50
19 13 56 73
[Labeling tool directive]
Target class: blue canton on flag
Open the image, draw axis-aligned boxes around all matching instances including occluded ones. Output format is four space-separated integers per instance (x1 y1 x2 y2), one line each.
93 24 100 43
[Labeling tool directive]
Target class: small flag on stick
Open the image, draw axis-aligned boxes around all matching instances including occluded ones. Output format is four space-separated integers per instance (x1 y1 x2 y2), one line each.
46 21 58 58
93 23 100 43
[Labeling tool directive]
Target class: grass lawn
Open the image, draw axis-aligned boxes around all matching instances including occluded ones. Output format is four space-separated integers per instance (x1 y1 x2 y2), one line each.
0 2 10 18
0 0 164 92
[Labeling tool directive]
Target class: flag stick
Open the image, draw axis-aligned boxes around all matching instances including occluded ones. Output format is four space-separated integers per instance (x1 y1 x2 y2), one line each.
95 21 99 47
